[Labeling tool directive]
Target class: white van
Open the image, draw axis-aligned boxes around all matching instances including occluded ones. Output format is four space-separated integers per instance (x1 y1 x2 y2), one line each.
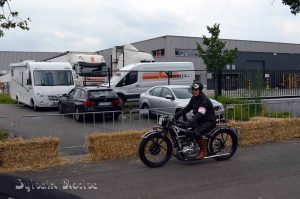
10 61 76 110
102 62 195 102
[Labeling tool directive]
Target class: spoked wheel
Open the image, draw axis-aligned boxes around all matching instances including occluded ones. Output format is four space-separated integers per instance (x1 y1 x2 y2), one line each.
208 130 238 161
139 133 173 168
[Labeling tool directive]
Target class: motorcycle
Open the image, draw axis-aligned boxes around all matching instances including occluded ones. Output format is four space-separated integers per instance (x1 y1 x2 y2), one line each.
139 116 240 168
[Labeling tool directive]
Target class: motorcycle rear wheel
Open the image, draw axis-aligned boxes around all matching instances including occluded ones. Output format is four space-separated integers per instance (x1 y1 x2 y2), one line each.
208 130 238 161
139 133 173 168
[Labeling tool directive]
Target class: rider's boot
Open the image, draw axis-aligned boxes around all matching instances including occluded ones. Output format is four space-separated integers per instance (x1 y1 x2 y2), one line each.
195 138 207 160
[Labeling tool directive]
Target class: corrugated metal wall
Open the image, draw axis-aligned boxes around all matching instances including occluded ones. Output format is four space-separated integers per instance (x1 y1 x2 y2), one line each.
98 35 300 70
0 51 61 73
93 35 300 86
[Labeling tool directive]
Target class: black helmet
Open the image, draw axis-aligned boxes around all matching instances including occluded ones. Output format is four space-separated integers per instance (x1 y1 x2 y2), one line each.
190 81 203 91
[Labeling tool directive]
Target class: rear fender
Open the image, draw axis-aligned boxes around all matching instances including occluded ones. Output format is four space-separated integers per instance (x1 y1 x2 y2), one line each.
208 126 239 139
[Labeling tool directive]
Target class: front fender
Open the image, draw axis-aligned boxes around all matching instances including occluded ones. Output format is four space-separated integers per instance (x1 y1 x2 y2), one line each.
142 131 163 140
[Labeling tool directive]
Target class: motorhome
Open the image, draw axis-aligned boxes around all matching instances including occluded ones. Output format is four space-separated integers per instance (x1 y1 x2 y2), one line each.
45 52 107 86
102 62 195 103
10 61 76 110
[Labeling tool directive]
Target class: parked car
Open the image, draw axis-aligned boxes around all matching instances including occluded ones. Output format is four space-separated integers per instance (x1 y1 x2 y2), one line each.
58 87 122 122
139 85 225 120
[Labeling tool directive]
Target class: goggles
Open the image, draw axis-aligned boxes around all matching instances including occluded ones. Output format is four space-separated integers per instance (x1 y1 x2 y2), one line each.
190 84 200 90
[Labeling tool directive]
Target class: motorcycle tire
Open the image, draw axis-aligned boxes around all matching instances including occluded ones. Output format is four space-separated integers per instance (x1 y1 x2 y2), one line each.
208 129 238 161
139 133 173 168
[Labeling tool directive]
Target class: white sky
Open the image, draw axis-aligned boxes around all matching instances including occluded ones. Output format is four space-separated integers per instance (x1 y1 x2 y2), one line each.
0 0 299 52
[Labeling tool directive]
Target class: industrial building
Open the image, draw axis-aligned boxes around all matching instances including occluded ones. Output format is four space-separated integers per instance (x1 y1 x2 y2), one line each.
1 35 300 96
98 35 300 87
0 51 61 75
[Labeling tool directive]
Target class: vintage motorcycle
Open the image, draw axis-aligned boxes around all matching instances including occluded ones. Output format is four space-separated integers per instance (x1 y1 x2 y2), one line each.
139 116 240 168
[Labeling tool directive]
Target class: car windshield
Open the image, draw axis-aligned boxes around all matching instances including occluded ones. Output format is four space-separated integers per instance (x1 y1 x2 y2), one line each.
107 72 126 84
33 70 74 86
88 90 116 99
171 87 192 99
79 63 106 74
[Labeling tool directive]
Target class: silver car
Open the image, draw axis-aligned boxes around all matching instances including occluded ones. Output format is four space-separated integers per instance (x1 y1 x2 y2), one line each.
139 85 224 120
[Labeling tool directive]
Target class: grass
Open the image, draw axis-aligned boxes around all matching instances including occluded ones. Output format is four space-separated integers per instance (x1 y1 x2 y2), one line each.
0 94 16 104
0 129 9 141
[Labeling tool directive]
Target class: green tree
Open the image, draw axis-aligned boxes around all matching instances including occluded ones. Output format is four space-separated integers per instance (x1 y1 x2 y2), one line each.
197 23 238 98
0 0 30 37
282 0 300 15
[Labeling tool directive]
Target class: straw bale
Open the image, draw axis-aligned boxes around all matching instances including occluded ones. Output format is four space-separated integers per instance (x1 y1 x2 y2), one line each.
229 118 300 145
0 137 60 170
87 118 300 161
87 130 148 161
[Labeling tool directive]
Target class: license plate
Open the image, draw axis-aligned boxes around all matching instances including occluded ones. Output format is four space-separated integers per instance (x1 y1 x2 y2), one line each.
98 102 111 106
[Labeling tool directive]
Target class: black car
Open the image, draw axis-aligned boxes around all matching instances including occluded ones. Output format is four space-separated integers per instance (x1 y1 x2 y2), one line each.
58 87 122 122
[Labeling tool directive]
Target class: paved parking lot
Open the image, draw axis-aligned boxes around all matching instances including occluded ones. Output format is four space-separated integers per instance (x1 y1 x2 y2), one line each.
0 104 157 154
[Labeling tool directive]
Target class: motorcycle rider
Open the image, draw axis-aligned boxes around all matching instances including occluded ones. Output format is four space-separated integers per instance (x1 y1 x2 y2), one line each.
174 81 216 159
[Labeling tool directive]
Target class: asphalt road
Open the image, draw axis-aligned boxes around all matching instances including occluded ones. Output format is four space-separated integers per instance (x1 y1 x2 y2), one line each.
8 139 300 199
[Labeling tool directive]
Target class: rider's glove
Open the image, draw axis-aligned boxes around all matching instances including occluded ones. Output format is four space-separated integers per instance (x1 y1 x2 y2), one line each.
174 114 179 120
182 121 191 128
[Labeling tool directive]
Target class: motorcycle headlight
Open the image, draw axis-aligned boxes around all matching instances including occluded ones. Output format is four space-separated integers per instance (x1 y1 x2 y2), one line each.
158 116 164 126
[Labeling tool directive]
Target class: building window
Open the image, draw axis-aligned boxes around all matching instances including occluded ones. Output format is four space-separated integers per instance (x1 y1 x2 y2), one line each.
152 49 165 58
175 48 198 57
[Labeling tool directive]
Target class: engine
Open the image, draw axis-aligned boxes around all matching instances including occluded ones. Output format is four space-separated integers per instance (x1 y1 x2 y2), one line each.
178 135 200 158
181 143 200 158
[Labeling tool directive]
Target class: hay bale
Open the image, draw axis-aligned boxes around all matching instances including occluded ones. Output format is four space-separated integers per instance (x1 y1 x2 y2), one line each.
87 118 300 161
229 118 300 145
87 130 148 161
0 137 59 170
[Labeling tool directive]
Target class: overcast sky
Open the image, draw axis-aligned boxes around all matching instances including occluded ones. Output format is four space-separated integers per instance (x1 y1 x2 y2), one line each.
0 0 299 52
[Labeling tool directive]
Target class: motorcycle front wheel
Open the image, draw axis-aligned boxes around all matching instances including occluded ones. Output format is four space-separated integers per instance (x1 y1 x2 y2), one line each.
139 133 173 168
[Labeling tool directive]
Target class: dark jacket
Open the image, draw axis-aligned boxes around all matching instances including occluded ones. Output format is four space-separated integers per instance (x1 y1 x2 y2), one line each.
175 93 216 128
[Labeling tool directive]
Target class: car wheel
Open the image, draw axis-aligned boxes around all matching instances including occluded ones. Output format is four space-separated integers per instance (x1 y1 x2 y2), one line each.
142 104 150 118
58 103 64 114
31 100 39 111
16 96 21 106
74 107 83 122
113 112 120 120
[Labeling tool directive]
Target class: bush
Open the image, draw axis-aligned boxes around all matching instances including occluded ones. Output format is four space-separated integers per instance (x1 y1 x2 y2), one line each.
0 94 16 104
217 96 250 121
0 130 8 141
216 95 247 104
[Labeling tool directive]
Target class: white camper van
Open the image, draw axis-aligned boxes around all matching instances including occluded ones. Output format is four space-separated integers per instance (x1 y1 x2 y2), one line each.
102 62 195 102
10 61 76 110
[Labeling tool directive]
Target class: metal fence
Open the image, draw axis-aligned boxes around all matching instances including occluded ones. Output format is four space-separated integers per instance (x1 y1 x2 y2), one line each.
224 101 300 121
0 116 12 136
0 82 9 95
0 101 299 155
220 70 300 98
